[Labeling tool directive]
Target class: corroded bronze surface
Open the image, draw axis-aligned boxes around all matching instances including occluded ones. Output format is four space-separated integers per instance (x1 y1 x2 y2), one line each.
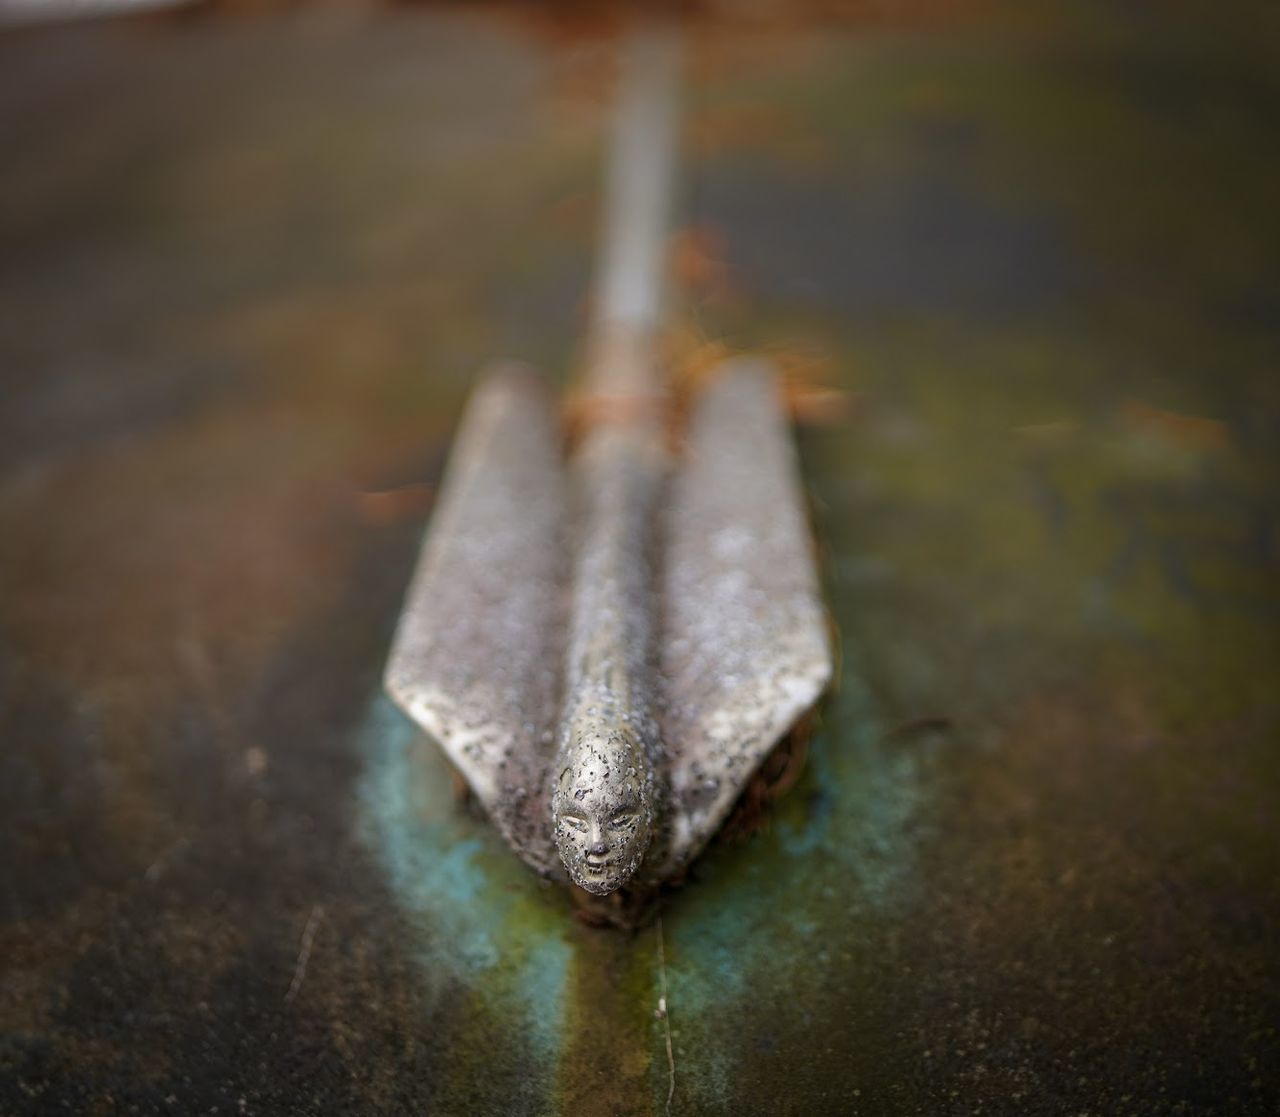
2 5 1278 1115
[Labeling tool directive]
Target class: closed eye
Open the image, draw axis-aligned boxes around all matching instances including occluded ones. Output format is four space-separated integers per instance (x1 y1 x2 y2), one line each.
561 815 587 833
609 811 637 829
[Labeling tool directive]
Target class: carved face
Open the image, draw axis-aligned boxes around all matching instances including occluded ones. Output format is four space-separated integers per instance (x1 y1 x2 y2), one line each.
553 734 652 895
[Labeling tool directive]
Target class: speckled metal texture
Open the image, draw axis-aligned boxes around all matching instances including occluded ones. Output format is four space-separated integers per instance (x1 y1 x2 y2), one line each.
656 359 833 878
384 363 566 874
386 353 831 894
553 415 668 894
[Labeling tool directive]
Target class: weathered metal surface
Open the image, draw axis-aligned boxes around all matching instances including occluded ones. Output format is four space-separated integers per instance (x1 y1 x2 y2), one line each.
387 353 831 897
384 365 565 876
388 24 831 898
553 403 668 896
656 361 832 881
2 5 1279 1115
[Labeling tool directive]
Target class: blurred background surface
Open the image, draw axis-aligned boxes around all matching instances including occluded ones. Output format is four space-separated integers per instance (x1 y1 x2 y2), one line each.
1 2 1278 1114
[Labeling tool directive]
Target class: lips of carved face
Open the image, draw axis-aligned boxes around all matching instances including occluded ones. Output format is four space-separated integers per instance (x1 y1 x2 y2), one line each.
554 782 649 894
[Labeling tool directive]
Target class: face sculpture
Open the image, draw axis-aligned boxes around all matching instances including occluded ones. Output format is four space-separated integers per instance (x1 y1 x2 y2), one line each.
553 730 653 895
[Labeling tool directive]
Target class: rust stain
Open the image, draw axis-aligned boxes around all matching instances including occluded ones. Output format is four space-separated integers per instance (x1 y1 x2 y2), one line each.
1120 400 1230 453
